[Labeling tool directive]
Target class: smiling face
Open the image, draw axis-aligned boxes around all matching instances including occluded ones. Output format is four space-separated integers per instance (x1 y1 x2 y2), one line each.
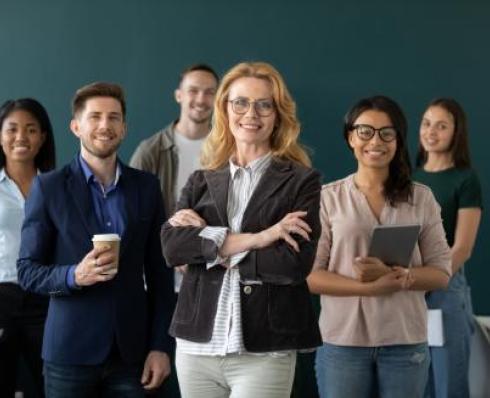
176 70 218 125
348 109 397 171
226 77 277 152
0 109 45 166
70 96 126 160
419 105 455 155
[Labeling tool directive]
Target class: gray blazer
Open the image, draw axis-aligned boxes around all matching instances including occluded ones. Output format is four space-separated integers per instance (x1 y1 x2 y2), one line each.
161 157 322 352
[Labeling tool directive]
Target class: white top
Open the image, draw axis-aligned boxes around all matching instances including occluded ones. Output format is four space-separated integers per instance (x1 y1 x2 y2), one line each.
0 168 27 283
174 131 205 204
173 131 206 292
177 153 272 356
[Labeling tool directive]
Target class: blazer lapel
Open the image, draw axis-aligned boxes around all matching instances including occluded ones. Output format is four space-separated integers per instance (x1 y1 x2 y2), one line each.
118 166 137 259
204 166 230 227
242 158 293 227
67 159 100 238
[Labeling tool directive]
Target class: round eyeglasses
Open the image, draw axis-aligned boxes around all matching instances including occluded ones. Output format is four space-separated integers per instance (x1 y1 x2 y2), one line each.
352 124 397 143
228 98 275 117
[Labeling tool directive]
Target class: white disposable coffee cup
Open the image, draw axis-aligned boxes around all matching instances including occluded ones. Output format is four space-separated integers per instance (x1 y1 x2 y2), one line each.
92 234 121 275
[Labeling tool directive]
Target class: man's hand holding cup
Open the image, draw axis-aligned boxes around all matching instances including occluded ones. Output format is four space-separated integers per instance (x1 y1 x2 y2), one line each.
75 234 121 287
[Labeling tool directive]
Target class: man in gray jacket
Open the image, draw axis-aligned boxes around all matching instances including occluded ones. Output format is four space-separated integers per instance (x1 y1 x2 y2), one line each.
130 64 218 292
130 64 218 221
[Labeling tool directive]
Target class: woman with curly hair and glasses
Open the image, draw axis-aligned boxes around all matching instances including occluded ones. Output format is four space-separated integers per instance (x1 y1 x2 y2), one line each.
414 98 482 398
308 96 451 398
0 98 56 397
161 62 322 398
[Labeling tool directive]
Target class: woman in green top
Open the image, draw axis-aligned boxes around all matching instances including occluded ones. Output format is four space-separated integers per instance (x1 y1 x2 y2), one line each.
414 98 482 398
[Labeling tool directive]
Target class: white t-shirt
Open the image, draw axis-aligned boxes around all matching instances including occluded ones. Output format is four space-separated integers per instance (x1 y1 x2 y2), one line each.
173 131 206 292
174 131 205 205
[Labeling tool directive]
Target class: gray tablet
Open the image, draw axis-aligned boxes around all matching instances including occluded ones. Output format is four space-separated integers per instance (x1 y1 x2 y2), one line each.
368 224 421 267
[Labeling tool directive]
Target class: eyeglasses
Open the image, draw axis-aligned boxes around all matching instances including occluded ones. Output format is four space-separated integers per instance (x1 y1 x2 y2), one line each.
352 124 397 143
228 98 275 117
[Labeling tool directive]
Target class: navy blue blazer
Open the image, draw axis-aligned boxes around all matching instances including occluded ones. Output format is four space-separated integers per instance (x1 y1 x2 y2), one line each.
17 158 175 365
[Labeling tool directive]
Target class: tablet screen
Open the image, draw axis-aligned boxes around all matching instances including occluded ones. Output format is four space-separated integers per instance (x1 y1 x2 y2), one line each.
368 224 421 267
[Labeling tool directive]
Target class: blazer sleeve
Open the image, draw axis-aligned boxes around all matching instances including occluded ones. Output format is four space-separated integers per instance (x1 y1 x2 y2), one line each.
143 177 176 353
160 170 220 267
240 168 322 285
17 176 73 296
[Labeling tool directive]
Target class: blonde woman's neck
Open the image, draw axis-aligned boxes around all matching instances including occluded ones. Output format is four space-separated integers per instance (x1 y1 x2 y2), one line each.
234 142 271 167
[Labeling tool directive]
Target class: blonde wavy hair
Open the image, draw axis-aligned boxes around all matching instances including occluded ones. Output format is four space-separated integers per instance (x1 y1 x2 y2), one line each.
201 62 311 169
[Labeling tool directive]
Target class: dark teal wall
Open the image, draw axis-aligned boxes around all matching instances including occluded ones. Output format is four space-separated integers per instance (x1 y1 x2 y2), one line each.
1 0 488 314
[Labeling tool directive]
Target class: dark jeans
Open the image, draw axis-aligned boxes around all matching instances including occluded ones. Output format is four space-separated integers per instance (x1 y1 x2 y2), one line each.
43 350 145 398
0 282 47 398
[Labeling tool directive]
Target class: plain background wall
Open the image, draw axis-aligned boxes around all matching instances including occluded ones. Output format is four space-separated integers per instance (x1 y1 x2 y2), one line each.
1 0 488 316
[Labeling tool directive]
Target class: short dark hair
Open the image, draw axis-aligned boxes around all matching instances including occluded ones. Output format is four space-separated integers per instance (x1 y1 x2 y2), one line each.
178 64 219 86
0 98 56 172
343 95 412 206
416 98 471 168
72 82 126 118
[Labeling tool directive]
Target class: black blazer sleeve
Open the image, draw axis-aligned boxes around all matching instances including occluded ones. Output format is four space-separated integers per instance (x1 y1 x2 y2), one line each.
240 167 321 285
160 170 220 266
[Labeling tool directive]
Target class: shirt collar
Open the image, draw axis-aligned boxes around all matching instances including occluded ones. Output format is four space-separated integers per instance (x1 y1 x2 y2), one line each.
0 168 6 182
78 154 121 186
229 152 272 179
0 167 41 183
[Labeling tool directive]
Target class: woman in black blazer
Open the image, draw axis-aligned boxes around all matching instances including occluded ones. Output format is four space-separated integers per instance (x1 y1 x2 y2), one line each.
161 62 322 398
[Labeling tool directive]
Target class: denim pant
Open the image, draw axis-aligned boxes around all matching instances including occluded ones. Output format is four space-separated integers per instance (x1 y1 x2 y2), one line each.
43 353 145 398
176 350 297 398
315 342 430 398
425 271 474 398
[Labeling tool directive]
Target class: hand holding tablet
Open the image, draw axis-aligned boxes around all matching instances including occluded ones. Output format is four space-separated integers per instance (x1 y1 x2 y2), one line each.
368 224 421 267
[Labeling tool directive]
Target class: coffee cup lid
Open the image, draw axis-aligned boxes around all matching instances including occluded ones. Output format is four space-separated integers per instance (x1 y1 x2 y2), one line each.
92 233 121 242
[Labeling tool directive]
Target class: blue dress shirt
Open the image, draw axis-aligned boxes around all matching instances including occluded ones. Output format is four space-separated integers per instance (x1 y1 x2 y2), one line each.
66 156 126 288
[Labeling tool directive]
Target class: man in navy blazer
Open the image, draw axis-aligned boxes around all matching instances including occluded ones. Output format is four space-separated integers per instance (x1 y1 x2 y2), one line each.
17 82 175 397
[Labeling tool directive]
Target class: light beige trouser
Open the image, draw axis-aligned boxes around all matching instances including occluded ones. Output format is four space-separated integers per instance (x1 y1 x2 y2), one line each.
176 350 297 398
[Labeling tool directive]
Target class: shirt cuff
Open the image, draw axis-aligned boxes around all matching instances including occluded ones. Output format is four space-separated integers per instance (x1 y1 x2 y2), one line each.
229 250 250 268
66 265 82 290
199 226 228 269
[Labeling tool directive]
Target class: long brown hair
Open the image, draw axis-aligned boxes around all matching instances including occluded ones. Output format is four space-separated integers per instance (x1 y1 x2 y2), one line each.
416 98 471 168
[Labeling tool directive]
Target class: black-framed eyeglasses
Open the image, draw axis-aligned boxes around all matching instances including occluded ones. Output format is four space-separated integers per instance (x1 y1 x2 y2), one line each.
352 124 397 143
228 98 275 117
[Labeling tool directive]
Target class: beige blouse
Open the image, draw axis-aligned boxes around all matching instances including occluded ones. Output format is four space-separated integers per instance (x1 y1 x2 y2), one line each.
313 174 451 346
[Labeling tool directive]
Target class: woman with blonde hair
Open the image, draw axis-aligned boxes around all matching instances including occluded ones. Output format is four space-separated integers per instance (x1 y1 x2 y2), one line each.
161 62 322 398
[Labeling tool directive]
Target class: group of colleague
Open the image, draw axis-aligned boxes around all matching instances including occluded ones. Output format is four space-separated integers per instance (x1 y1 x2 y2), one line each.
0 61 482 398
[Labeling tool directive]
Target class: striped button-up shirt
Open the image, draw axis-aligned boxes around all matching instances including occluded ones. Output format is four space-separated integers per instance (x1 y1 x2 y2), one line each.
176 152 272 356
